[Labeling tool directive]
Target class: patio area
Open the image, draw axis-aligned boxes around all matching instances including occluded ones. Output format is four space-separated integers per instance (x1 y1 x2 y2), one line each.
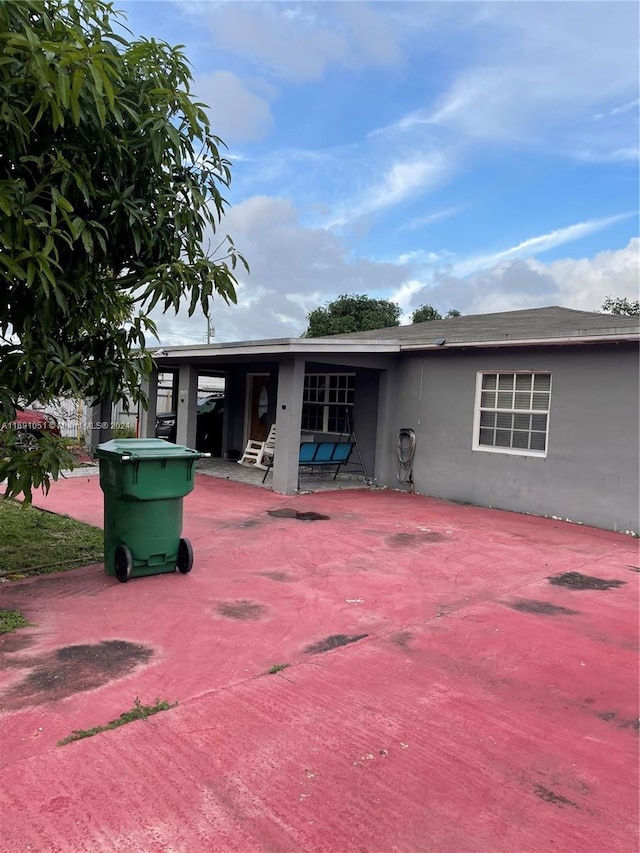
0 474 637 852
197 455 373 492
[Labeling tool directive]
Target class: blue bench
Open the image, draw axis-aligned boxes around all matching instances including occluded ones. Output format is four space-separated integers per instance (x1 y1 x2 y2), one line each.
262 441 355 483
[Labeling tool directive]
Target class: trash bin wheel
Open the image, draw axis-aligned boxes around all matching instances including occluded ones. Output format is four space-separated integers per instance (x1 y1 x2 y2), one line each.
114 544 133 583
177 538 193 574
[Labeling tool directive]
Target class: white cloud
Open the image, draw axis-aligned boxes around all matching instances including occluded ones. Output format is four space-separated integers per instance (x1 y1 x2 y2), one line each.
398 207 463 233
575 148 640 164
335 2 402 68
427 2 638 154
194 2 402 82
452 213 638 277
407 240 640 319
594 99 640 120
154 195 411 343
152 225 638 345
388 278 425 314
193 71 274 143
325 153 451 228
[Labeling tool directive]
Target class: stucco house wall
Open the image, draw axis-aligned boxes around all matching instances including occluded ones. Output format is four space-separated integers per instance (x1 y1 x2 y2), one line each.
387 344 639 533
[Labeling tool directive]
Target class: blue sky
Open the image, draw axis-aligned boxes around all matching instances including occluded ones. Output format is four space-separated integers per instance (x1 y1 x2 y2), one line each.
119 1 639 343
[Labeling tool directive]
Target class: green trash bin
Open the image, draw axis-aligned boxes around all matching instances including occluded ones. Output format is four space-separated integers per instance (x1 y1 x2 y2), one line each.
95 438 207 583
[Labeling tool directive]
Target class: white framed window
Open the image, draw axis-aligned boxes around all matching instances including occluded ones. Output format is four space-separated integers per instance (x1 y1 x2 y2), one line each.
473 371 551 457
302 373 355 434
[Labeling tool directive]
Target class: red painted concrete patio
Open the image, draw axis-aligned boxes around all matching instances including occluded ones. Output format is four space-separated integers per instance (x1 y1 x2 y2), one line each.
1 474 638 852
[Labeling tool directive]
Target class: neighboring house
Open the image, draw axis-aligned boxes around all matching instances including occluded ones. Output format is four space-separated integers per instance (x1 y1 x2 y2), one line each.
142 307 640 534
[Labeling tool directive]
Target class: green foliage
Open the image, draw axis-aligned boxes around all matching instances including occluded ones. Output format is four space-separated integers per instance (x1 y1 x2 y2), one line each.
0 0 247 501
0 497 103 578
601 296 640 316
0 609 31 634
265 663 291 674
58 697 176 745
304 294 401 337
411 305 461 323
0 430 77 504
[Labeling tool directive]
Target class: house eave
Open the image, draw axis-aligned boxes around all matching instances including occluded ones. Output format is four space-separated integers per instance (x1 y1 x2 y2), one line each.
152 338 401 362
400 333 640 351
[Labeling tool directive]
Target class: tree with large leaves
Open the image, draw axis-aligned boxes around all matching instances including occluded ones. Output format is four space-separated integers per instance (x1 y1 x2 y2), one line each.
0 0 246 501
303 294 401 337
601 296 640 316
411 305 461 323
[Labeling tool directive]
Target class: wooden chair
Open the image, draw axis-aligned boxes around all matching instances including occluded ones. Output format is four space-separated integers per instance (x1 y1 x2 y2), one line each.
237 423 276 469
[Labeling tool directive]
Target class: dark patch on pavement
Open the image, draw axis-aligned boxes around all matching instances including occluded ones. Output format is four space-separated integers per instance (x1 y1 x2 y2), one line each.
259 571 293 583
598 711 617 722
388 532 446 546
597 711 639 732
533 785 578 809
239 519 261 528
0 573 105 598
0 640 153 709
267 508 330 521
626 565 640 573
0 632 36 655
507 599 580 616
548 572 626 591
268 508 297 518
218 600 266 620
389 630 413 650
304 633 368 655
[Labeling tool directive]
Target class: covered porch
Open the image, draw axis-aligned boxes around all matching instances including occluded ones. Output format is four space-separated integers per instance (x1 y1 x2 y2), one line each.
139 336 401 495
196 456 374 492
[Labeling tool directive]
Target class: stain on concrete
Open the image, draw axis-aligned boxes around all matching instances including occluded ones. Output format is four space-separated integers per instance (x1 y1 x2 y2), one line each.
597 710 639 732
239 519 261 528
533 784 579 809
0 640 153 709
598 710 617 722
218 600 266 620
304 633 368 655
259 571 293 583
389 631 413 650
268 508 297 518
0 632 36 655
507 599 580 616
548 572 626 591
388 532 446 546
267 508 330 521
626 565 640 574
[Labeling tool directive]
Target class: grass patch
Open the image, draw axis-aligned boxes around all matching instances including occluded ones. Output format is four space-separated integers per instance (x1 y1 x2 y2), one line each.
0 609 31 634
0 499 103 579
265 663 290 675
57 697 176 746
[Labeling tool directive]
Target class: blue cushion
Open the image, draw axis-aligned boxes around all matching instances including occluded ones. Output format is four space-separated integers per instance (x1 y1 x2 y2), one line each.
314 443 335 462
299 442 317 463
332 443 353 463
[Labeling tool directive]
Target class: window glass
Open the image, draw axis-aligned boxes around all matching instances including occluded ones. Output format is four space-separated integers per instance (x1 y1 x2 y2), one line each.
475 371 551 456
302 373 355 433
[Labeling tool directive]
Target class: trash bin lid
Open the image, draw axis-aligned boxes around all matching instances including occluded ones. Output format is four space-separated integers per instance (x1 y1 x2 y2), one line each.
95 438 203 461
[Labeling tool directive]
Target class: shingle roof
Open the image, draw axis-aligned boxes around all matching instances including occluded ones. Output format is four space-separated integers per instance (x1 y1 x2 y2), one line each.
330 306 640 347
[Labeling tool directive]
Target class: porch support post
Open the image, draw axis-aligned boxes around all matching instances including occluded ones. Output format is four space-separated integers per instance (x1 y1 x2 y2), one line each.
138 366 158 438
176 364 198 448
374 365 398 487
87 398 113 450
272 358 305 495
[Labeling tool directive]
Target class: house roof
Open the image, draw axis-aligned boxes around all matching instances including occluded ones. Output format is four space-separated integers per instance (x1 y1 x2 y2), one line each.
153 306 639 365
331 306 640 349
